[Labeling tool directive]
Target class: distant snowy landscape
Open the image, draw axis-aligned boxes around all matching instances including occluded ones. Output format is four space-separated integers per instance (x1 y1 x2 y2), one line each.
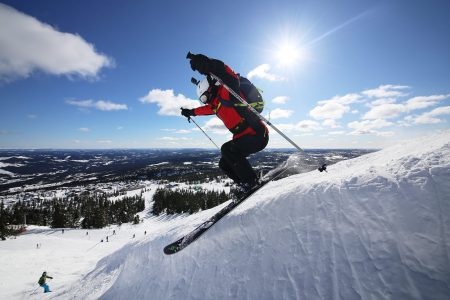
1 131 450 299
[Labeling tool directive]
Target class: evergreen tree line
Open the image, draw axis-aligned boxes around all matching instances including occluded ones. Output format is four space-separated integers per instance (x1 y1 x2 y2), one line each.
0 193 145 238
152 188 229 215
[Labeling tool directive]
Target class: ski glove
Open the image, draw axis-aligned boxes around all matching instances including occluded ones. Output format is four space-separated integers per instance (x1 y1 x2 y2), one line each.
189 54 210 75
181 108 195 118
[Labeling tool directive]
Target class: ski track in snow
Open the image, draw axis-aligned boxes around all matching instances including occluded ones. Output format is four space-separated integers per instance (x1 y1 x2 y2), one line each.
1 131 450 299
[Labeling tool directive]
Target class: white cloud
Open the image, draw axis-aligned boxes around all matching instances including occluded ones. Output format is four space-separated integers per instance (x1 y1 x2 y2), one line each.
272 123 295 131
174 129 191 134
295 120 322 132
0 3 112 81
66 99 128 111
406 94 450 110
202 118 229 135
363 103 407 119
376 131 395 137
413 106 450 124
328 131 346 135
363 93 450 120
348 119 393 135
140 89 198 116
272 120 321 133
322 119 340 128
117 126 123 130
369 98 397 106
323 93 362 105
362 85 409 98
266 108 294 120
398 115 415 127
272 96 289 104
247 64 285 81
78 127 90 132
310 93 361 120
310 101 349 120
95 100 127 111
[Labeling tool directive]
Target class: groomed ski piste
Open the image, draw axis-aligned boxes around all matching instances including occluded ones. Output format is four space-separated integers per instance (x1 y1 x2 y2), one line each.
1 131 449 300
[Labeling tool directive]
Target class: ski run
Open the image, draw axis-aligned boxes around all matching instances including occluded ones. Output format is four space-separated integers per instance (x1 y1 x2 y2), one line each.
1 130 449 299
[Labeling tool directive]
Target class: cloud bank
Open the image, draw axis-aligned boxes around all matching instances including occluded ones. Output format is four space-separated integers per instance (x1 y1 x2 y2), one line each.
0 3 113 81
67 99 128 111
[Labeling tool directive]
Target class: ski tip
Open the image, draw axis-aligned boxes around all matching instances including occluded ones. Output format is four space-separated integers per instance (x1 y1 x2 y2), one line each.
163 243 182 255
163 245 177 255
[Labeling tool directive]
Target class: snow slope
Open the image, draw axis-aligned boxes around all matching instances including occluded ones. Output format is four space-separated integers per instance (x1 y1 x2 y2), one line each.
60 131 450 299
2 131 450 299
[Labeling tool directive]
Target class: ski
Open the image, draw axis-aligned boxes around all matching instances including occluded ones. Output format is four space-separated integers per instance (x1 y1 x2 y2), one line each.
163 155 324 255
163 178 272 255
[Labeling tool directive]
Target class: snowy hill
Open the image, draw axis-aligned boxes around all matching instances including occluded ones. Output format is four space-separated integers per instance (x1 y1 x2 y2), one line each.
2 131 450 299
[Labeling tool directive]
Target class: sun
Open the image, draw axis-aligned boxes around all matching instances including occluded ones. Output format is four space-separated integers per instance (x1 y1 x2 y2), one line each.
275 41 305 67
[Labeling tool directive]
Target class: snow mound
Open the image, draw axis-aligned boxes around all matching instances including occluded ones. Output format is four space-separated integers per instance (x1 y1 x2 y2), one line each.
57 131 450 300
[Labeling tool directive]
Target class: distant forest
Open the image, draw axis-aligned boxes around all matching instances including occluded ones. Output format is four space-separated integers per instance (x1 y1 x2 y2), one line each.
153 188 229 215
0 192 144 239
0 186 232 239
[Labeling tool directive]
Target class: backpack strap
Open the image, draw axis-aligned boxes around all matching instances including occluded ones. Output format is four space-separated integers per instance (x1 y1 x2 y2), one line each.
217 94 236 107
234 101 264 111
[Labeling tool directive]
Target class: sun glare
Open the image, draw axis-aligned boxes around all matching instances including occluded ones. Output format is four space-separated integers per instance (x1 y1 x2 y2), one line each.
275 41 305 67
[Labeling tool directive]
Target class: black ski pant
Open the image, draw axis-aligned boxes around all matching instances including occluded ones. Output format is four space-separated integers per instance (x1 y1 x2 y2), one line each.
219 129 268 185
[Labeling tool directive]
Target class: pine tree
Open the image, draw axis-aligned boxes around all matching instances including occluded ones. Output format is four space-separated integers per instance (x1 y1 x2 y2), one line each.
0 200 7 240
51 201 66 228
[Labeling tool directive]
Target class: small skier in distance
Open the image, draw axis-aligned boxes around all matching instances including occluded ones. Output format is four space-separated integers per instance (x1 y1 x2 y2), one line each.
38 271 53 293
181 53 269 197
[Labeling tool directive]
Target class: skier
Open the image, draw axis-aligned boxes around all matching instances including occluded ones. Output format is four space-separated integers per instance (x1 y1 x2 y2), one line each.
181 53 269 195
38 271 53 293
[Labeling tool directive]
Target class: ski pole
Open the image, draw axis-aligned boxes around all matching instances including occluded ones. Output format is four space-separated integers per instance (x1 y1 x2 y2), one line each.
208 72 327 172
184 113 220 150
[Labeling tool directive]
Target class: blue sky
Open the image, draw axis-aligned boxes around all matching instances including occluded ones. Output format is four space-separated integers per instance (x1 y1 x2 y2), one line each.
0 0 449 149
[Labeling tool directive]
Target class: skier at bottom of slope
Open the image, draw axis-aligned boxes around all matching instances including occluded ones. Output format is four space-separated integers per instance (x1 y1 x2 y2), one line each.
38 271 53 293
181 53 269 197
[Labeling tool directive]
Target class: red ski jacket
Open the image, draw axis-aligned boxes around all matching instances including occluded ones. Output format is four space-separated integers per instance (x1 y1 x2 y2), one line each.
193 64 267 139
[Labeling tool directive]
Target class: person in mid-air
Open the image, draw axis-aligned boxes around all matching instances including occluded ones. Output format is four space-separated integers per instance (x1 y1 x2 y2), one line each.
38 271 53 293
181 53 269 196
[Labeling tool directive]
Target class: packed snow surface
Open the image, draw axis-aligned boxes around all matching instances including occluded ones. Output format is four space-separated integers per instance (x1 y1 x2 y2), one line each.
1 131 450 299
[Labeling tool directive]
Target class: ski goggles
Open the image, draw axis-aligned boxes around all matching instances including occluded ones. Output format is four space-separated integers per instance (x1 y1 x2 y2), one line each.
199 90 212 104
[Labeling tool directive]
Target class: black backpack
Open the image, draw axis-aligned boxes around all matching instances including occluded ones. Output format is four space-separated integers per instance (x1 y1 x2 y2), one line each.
236 75 264 113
